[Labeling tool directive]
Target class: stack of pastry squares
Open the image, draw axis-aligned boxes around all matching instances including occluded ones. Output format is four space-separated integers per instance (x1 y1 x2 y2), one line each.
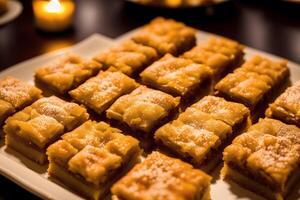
155 96 250 170
215 55 289 111
0 76 42 127
93 40 158 76
69 71 139 115
47 120 141 199
132 17 196 56
35 54 102 94
222 118 300 200
266 80 300 127
182 36 244 79
140 53 212 98
2 17 300 200
4 96 89 164
111 151 212 200
106 85 180 133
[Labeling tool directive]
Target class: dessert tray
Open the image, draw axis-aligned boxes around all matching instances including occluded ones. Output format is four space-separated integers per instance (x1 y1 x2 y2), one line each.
0 19 300 200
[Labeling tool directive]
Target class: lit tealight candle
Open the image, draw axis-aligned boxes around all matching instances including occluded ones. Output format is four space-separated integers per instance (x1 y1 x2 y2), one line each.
33 0 75 32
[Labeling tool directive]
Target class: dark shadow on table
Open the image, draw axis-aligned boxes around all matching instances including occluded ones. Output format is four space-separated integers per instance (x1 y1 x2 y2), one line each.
0 137 4 148
210 163 222 184
239 0 300 19
122 0 239 28
224 178 265 200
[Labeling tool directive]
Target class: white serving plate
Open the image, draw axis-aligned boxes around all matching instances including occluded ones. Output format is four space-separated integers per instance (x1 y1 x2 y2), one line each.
0 29 300 200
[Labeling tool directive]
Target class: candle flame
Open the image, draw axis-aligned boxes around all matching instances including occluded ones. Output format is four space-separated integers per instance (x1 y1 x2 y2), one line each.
46 0 62 13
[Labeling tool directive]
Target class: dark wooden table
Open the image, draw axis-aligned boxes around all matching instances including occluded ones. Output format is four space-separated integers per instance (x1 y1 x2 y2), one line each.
0 0 299 199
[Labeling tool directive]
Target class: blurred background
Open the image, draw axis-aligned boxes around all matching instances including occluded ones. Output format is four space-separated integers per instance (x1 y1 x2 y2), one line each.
0 0 300 199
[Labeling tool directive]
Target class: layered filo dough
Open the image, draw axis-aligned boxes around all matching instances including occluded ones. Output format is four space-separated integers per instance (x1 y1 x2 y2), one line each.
106 86 180 133
182 36 244 79
4 96 89 164
215 55 289 110
266 80 300 127
0 76 42 127
69 71 139 115
155 96 250 170
132 17 196 56
35 54 102 94
47 120 141 200
93 40 158 76
140 54 212 97
222 118 300 200
111 151 212 200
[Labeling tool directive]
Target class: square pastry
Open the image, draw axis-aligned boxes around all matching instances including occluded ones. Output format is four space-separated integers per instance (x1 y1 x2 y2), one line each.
93 40 158 76
106 86 180 133
132 17 196 56
140 54 212 97
69 71 139 115
182 37 244 79
215 55 289 110
47 120 141 200
111 151 212 200
4 96 89 164
266 80 300 127
0 76 42 126
222 118 300 200
155 96 250 170
35 54 102 94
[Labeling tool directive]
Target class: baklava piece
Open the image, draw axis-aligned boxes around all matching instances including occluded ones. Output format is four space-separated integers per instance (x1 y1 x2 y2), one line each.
111 151 211 200
182 37 244 79
215 55 289 110
222 118 300 200
155 96 250 170
4 96 89 164
0 76 42 126
47 120 141 200
266 80 300 127
35 54 102 94
93 40 158 76
69 71 139 115
106 86 180 133
132 17 196 56
140 54 212 97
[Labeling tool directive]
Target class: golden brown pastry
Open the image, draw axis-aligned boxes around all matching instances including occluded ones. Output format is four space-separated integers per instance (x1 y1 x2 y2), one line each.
0 76 42 126
155 96 250 170
132 17 196 56
47 120 141 200
182 36 244 79
215 55 289 110
94 40 158 76
106 85 180 133
140 54 212 97
111 151 211 200
222 118 300 200
4 96 89 164
35 54 102 94
69 71 139 115
266 80 300 127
